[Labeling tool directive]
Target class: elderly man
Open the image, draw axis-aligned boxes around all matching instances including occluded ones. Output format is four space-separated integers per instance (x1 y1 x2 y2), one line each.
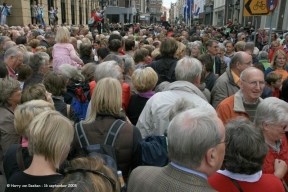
137 57 215 138
38 32 55 48
128 108 225 192
211 51 252 108
216 67 264 124
4 47 24 79
206 40 222 76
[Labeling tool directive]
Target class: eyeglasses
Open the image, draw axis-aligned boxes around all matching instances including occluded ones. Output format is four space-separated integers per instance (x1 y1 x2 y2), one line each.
267 123 288 131
65 169 116 190
241 79 265 87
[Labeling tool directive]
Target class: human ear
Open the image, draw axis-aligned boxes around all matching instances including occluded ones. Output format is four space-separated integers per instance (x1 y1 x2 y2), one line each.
205 147 216 167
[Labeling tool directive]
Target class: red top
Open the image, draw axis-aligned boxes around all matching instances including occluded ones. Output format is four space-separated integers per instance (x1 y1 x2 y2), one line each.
208 172 285 192
272 88 280 98
91 13 103 27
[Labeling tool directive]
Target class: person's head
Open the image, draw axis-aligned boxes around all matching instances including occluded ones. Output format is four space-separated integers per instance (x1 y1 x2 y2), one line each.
14 100 55 138
4 47 24 71
35 46 47 53
175 57 202 87
0 60 8 78
122 55 135 76
54 157 119 192
43 72 67 96
168 98 195 121
108 39 122 52
81 63 97 82
44 32 55 45
189 42 202 58
243 42 255 55
160 37 178 56
80 43 93 57
224 41 234 54
206 40 219 56
235 41 246 52
271 41 279 51
132 67 158 93
29 52 50 74
86 78 122 123
0 78 21 108
224 117 268 174
125 39 135 52
151 48 161 60
258 51 268 60
239 67 264 103
237 32 246 42
266 71 282 89
58 64 85 84
217 45 225 59
94 60 123 84
230 51 252 76
28 39 40 49
197 54 214 73
133 48 149 63
254 97 288 142
55 27 71 43
15 36 28 45
271 49 287 70
97 47 110 62
21 83 52 104
27 110 74 169
17 64 33 82
174 42 186 60
168 108 225 176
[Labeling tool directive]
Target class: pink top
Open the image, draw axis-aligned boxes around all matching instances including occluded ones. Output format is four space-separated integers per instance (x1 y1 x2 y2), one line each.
52 43 83 72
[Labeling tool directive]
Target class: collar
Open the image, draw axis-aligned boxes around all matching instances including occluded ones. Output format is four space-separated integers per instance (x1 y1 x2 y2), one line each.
217 170 262 182
138 91 155 99
171 162 208 180
233 90 246 113
231 70 240 85
240 90 260 105
266 139 282 154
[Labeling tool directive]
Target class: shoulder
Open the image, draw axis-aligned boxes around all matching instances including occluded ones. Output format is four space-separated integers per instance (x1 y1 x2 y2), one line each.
217 95 235 109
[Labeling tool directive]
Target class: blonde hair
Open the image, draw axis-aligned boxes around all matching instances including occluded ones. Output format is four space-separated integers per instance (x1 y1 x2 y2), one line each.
151 48 161 60
35 46 47 52
271 49 287 70
21 83 47 103
14 100 54 137
27 110 74 168
132 67 158 92
174 42 186 59
85 78 122 123
55 157 119 192
55 27 71 43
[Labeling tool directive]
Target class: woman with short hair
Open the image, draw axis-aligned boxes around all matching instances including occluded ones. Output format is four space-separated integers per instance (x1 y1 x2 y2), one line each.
254 97 288 185
134 48 149 69
209 117 285 191
6 110 74 192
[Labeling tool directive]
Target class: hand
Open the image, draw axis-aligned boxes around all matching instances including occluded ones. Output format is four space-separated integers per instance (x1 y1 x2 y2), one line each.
274 159 288 179
79 62 84 66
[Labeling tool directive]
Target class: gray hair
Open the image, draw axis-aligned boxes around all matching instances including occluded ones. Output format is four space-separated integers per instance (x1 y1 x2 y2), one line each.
237 32 245 40
230 52 244 68
4 47 23 60
3 41 16 52
175 57 202 83
29 52 50 73
121 55 134 75
102 54 124 68
218 43 225 51
168 108 222 169
58 64 85 83
243 42 255 51
44 32 55 39
258 51 268 60
188 42 202 52
224 117 268 174
94 61 121 82
0 78 20 107
254 97 288 128
168 98 195 121
23 52 33 65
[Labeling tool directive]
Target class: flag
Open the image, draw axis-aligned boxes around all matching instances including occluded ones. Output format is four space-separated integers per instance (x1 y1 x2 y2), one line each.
183 0 192 22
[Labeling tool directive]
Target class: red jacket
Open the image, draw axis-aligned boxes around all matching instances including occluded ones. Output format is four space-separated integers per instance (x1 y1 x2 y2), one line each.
91 13 103 27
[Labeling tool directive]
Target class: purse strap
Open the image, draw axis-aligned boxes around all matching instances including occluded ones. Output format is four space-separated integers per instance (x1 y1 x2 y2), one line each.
230 178 243 192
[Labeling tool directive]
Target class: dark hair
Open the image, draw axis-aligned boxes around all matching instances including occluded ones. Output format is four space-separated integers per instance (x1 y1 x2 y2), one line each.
205 40 218 48
18 64 33 82
133 48 149 63
43 72 67 96
197 54 214 72
108 39 122 52
152 41 159 47
125 39 135 52
120 31 126 37
80 43 92 57
44 32 55 39
224 117 268 174
0 60 8 78
140 39 149 45
16 36 27 45
108 34 122 43
160 37 178 56
97 47 110 60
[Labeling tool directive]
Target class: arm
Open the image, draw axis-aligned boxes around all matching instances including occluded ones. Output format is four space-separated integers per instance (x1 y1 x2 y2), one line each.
211 82 229 109
69 45 83 64
122 83 131 111
136 98 154 138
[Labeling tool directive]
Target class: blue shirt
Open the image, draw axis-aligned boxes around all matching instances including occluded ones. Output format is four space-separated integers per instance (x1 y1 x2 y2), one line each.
170 162 208 180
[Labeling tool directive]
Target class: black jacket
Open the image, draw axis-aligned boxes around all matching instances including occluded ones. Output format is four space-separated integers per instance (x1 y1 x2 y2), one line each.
38 39 50 48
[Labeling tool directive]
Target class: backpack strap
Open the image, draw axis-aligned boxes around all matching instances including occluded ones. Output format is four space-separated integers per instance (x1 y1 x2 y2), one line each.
104 119 126 147
75 121 90 148
16 144 25 171
230 178 243 192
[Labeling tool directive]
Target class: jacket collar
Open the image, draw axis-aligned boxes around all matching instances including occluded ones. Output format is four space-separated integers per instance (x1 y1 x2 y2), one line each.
227 68 239 88
234 90 263 112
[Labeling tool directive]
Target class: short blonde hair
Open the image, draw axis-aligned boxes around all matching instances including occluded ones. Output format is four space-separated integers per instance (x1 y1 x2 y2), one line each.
132 67 158 92
35 46 47 52
151 48 160 60
174 42 186 59
21 83 47 103
85 78 122 123
14 100 55 137
271 49 287 70
55 27 71 43
27 110 74 168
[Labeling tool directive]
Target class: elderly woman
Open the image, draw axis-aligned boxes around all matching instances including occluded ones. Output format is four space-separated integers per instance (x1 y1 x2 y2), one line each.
75 77 142 181
264 50 288 82
43 72 79 123
122 55 136 94
147 37 178 86
23 52 50 90
254 97 288 185
3 100 54 181
133 48 149 69
0 78 21 161
189 41 203 58
6 110 74 192
209 117 285 191
127 67 158 125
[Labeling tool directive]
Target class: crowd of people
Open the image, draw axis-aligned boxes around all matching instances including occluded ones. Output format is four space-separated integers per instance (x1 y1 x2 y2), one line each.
1 13 288 191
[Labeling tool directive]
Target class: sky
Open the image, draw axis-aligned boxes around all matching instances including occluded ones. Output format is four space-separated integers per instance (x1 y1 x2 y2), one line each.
162 0 176 9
